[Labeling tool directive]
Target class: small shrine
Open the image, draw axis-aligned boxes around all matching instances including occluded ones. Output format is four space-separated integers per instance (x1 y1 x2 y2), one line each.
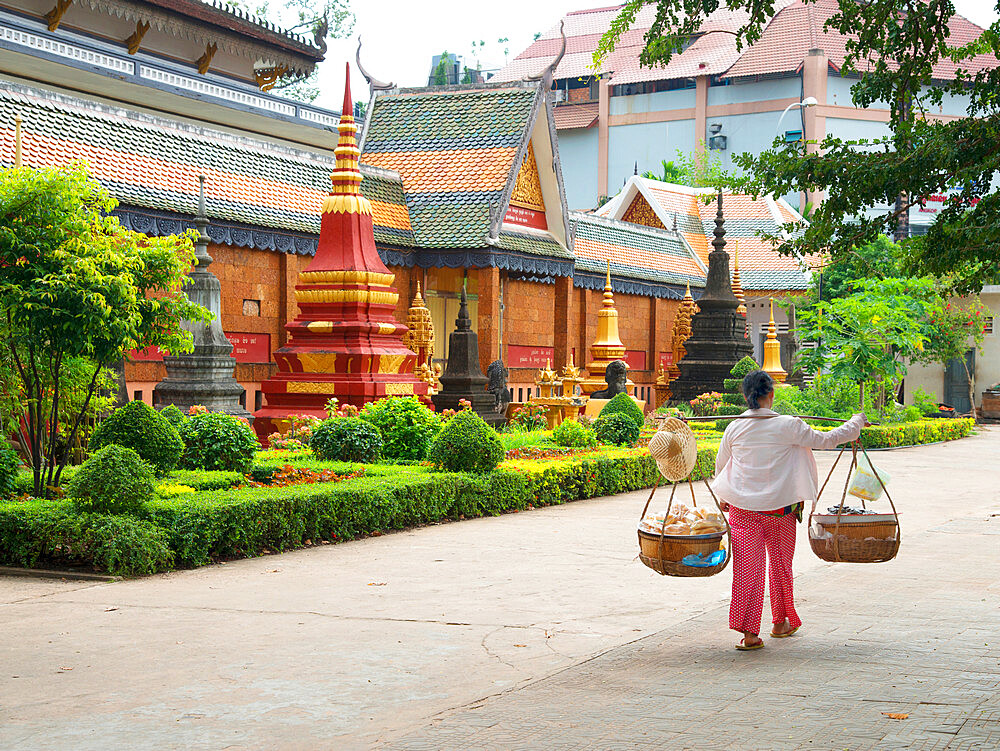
253 65 427 440
761 298 788 384
402 282 437 394
153 175 250 420
530 355 586 429
581 262 632 396
431 284 504 427
670 192 754 402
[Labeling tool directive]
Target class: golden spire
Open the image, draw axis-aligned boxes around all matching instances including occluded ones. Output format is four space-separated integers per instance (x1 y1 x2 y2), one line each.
322 63 371 217
731 240 747 316
581 260 627 394
761 298 788 384
14 116 21 168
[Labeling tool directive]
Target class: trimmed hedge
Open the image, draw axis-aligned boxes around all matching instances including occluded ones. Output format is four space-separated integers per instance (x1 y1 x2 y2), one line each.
0 417 972 576
857 418 975 448
599 393 645 428
90 400 184 475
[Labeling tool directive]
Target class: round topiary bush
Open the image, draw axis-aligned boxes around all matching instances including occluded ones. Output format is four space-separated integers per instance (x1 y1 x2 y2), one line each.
69 443 155 515
730 356 760 379
311 417 383 463
552 419 597 448
178 412 259 472
358 396 440 460
90 400 184 475
159 404 187 428
598 392 645 428
428 409 505 473
594 412 640 446
0 446 20 498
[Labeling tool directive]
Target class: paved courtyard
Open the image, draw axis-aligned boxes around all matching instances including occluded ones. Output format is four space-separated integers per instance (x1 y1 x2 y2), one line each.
2 429 999 750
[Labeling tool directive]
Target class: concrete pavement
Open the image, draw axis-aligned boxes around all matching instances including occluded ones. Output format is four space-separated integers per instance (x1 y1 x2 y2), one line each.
2 428 998 750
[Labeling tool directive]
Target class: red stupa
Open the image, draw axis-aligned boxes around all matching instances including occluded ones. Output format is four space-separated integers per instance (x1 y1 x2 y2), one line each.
253 64 427 440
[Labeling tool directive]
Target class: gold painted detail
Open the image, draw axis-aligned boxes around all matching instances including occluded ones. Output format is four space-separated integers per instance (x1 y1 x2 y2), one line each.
583 261 628 395
255 64 290 91
44 0 73 31
196 42 218 74
298 353 339 374
300 270 395 286
378 354 406 374
125 20 150 55
294 289 399 306
384 382 414 395
509 141 546 212
402 281 434 369
286 382 337 394
622 194 665 229
321 194 373 216
731 240 747 316
762 298 788 384
377 323 396 335
306 321 335 333
668 283 698 381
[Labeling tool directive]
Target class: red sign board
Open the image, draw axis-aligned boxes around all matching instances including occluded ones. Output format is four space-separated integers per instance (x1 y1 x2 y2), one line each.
624 350 647 371
508 344 555 369
658 351 673 369
504 205 548 231
130 332 271 364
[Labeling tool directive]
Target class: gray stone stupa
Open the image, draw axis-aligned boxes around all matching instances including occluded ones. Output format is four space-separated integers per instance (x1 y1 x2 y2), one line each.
431 282 505 427
670 191 754 402
153 175 251 420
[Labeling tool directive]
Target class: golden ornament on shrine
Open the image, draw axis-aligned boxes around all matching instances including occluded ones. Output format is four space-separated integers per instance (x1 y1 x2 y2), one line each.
731 240 747 317
761 298 788 384
667 283 697 383
582 261 629 395
536 359 559 397
403 282 434 365
560 353 583 397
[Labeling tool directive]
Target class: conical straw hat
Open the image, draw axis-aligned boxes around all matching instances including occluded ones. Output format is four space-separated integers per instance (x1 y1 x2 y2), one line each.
648 417 698 481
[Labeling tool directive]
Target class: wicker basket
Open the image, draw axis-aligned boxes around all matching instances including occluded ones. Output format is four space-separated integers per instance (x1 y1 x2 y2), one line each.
809 531 899 563
816 519 897 540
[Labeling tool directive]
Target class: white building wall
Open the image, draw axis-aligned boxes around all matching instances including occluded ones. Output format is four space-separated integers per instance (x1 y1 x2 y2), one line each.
607 119 695 195
707 78 800 106
557 127 600 210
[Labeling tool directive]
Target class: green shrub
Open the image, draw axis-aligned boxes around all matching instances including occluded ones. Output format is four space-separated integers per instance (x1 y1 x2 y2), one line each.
178 412 258 472
599 392 644 428
552 419 597 448
508 403 548 431
0 499 173 576
159 404 188 428
912 387 939 417
723 378 743 392
594 412 640 446
311 417 383 463
69 444 155 515
0 446 19 499
731 356 759 379
428 410 504 473
359 396 440 460
90 400 184 475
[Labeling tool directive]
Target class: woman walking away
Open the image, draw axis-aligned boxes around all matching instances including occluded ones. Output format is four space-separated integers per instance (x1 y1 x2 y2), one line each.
711 371 866 651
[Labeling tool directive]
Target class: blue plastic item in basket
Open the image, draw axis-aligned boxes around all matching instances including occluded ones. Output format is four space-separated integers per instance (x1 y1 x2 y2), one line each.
681 549 726 568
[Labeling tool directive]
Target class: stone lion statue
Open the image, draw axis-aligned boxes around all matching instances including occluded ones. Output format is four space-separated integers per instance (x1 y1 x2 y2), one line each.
486 360 511 414
592 360 628 400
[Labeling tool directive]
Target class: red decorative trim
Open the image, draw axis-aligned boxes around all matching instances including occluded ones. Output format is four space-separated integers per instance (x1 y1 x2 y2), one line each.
624 350 647 371
504 205 548 230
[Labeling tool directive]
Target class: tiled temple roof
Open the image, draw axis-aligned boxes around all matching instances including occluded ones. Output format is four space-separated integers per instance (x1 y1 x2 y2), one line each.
571 212 706 292
597 177 816 291
0 82 413 248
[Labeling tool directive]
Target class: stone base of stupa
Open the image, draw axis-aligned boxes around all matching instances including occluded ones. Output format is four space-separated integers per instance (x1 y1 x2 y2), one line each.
153 355 251 420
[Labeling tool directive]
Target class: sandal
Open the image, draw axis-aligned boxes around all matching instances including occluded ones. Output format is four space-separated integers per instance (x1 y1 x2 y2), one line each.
770 626 800 639
735 636 764 651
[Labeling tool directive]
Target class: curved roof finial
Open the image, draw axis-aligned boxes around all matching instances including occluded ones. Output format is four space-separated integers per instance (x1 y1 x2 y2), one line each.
356 37 395 93
527 20 566 89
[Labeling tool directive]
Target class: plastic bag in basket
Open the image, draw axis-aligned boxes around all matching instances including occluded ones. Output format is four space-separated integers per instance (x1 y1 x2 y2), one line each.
847 454 891 501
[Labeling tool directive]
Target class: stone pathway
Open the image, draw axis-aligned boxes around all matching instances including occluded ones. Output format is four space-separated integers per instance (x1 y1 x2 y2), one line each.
1 429 998 750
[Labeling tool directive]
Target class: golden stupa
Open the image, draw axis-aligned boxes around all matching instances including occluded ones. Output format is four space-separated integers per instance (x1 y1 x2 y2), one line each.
761 298 788 384
581 261 629 395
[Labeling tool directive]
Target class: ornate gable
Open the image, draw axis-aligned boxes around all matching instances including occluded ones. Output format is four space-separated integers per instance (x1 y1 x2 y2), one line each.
621 193 665 229
504 141 547 230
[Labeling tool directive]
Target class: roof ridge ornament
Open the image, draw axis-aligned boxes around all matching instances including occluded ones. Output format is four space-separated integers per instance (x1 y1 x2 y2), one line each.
356 38 395 92
526 20 566 89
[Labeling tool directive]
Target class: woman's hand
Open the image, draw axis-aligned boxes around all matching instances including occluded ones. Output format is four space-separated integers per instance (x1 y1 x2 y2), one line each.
855 412 872 427
719 501 730 512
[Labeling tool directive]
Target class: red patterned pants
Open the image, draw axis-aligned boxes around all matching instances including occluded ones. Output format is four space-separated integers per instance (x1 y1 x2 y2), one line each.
727 506 801 635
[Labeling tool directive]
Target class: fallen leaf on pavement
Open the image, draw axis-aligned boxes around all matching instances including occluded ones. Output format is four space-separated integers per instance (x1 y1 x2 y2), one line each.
58 667 73 671
882 713 909 720
367 582 387 586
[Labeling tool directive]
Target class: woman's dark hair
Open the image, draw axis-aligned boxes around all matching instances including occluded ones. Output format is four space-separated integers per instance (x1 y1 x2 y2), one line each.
742 370 774 409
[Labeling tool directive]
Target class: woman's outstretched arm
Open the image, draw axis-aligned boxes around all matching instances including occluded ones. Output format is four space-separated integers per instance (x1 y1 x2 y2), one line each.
788 413 866 450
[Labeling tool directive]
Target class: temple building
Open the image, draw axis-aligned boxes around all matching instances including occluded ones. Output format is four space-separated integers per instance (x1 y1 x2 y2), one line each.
1 0 817 411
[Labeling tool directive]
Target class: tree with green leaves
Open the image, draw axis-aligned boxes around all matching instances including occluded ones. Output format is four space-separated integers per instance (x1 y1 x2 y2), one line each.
642 146 730 188
795 278 940 410
917 296 990 420
596 0 1000 293
0 163 209 496
809 235 903 304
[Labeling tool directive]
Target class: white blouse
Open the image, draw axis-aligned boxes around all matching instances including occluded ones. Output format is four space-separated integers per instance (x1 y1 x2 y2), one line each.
711 409 866 511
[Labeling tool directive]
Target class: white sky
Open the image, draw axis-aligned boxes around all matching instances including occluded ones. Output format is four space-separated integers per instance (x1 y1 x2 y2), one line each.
308 0 1000 112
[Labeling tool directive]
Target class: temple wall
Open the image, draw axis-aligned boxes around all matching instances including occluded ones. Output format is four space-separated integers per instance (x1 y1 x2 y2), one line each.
123 245 690 414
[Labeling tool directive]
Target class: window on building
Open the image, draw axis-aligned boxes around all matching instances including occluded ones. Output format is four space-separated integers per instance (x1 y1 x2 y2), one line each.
784 130 803 143
985 316 995 335
243 299 261 316
255 391 263 411
132 390 142 402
